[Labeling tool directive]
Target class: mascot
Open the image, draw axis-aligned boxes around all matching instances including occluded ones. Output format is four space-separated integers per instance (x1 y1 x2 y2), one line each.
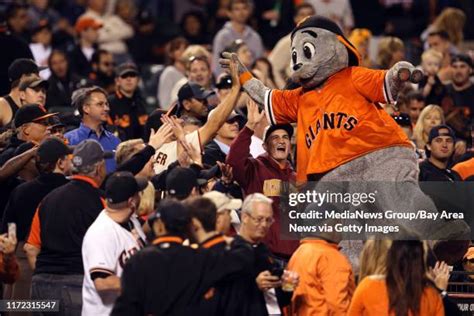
220 16 469 242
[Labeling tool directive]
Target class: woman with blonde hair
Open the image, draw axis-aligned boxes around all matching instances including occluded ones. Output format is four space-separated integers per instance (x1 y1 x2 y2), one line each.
412 104 445 150
358 239 393 282
376 37 405 69
348 28 373 68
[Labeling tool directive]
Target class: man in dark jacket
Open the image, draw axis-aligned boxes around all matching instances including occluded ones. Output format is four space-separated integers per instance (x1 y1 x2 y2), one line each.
419 124 461 182
111 199 255 316
227 100 298 259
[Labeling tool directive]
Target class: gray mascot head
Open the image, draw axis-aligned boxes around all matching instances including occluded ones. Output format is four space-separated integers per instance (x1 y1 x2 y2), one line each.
290 16 361 89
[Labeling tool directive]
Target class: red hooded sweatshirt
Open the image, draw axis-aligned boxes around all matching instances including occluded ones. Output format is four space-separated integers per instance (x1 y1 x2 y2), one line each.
227 126 299 258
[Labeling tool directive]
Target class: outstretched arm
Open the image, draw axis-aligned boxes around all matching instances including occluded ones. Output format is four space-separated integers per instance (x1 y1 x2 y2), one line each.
219 52 271 108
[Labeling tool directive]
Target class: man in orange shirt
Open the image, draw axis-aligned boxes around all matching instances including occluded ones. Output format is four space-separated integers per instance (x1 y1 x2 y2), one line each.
220 16 470 240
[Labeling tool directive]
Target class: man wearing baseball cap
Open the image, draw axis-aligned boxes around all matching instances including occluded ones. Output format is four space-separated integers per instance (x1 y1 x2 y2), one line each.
112 199 255 315
0 59 42 127
82 171 147 315
419 124 461 181
19 77 48 106
69 17 102 77
176 82 214 121
0 104 56 166
27 139 112 314
2 137 72 301
203 191 242 234
108 62 148 141
445 53 474 121
227 100 299 259
165 167 200 200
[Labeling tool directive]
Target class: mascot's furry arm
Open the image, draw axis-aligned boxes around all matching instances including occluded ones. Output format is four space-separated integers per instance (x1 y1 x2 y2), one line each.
220 52 421 111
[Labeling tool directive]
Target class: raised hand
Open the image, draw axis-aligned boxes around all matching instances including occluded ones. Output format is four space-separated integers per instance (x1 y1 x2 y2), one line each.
246 98 265 130
220 52 248 78
179 138 202 167
161 115 185 142
148 123 174 150
216 161 233 184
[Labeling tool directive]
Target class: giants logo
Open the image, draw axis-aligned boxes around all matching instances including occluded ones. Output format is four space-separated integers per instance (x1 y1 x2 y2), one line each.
119 247 139 268
305 112 358 148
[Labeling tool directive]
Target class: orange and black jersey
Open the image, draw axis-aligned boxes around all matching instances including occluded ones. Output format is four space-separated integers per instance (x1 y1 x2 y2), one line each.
264 67 412 182
108 90 148 141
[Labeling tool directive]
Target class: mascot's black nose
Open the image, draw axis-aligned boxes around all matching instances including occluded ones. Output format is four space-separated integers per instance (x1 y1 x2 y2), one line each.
293 63 303 71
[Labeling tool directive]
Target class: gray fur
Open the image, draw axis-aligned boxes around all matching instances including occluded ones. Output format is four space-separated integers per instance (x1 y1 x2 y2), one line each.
385 61 416 103
243 78 270 106
290 28 348 89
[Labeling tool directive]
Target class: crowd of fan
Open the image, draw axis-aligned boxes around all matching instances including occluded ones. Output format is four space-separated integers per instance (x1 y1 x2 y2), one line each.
0 0 473 315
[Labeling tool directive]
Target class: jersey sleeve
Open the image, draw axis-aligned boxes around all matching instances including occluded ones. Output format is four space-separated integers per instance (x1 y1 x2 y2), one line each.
82 226 118 276
26 207 41 248
350 67 387 104
264 88 300 125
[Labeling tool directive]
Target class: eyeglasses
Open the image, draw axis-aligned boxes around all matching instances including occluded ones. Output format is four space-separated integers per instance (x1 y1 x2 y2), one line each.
88 101 109 108
246 213 275 226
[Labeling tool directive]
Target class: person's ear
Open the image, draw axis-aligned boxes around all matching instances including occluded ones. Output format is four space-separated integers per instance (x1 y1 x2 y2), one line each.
19 91 26 102
262 142 268 152
153 219 165 236
426 143 431 151
115 77 120 85
191 218 201 232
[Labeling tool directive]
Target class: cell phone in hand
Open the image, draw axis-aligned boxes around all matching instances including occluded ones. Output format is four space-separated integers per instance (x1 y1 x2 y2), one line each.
270 267 284 278
8 223 16 240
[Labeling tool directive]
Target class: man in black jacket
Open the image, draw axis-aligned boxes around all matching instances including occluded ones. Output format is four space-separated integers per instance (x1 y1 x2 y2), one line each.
419 124 461 182
111 199 255 316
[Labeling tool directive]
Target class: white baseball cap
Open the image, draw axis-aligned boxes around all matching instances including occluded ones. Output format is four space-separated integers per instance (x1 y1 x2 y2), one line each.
203 191 242 213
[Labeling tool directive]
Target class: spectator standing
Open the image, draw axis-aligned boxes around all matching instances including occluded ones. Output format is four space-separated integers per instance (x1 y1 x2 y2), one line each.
426 30 453 83
28 139 110 314
82 171 147 315
0 104 55 166
202 191 242 235
212 0 264 76
0 59 41 127
348 239 444 316
2 137 71 302
227 100 298 259
89 49 116 94
80 0 134 63
111 199 254 315
108 62 148 141
69 16 103 78
19 77 48 107
46 50 87 109
65 86 120 173
445 54 474 122
288 233 355 315
29 20 53 79
152 59 240 175
419 125 461 182
157 37 188 109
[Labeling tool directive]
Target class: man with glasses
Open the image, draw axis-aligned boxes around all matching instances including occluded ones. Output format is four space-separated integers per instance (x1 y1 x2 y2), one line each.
108 62 148 141
65 86 120 173
234 193 296 315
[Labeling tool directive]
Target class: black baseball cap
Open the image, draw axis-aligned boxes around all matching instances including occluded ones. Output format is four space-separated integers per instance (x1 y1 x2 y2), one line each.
105 171 148 205
72 139 114 169
451 53 473 68
148 199 191 232
13 104 57 128
37 137 73 163
19 78 49 91
178 82 214 104
8 58 44 82
115 62 139 77
31 19 51 35
263 124 294 142
216 74 233 89
166 167 198 200
428 124 456 143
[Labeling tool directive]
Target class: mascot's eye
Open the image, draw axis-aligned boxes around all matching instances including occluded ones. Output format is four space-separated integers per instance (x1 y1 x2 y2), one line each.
292 50 297 65
303 42 316 59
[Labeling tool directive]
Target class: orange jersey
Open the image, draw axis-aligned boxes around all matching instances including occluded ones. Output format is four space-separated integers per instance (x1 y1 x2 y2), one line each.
452 157 474 180
264 67 412 182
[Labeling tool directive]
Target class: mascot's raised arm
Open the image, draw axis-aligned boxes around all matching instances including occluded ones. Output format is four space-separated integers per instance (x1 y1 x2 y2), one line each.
220 15 469 243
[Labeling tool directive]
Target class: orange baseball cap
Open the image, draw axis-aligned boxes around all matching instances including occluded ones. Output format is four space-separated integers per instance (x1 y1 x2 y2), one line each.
75 17 103 33
463 246 474 260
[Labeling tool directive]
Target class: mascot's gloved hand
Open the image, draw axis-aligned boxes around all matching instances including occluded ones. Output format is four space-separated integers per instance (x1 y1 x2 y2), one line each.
219 52 248 77
219 52 270 106
385 61 423 103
